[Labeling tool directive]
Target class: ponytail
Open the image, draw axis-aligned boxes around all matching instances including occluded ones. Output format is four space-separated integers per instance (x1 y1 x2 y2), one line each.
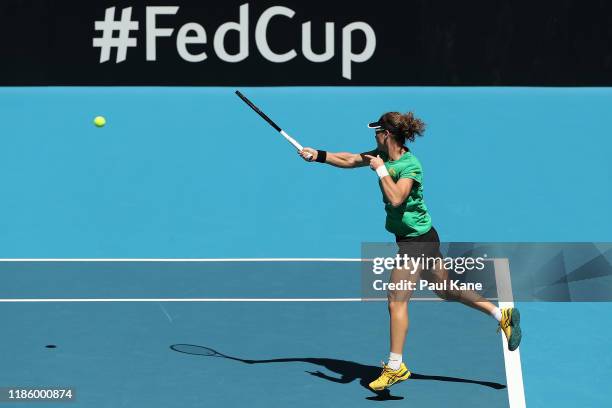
379 111 426 143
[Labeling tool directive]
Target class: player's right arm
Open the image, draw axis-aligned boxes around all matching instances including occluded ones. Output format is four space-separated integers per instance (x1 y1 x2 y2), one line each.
299 148 376 168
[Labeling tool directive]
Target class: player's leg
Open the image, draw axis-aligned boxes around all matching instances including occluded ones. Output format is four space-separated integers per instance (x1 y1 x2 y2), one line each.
425 257 522 351
369 260 421 391
425 260 496 313
388 263 421 358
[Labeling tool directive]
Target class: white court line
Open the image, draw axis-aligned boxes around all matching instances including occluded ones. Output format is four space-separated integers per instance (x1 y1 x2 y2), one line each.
0 258 364 262
0 297 498 302
0 297 456 302
494 259 527 408
0 298 367 302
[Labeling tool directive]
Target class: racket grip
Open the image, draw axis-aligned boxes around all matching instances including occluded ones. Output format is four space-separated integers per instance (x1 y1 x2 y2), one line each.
280 130 304 151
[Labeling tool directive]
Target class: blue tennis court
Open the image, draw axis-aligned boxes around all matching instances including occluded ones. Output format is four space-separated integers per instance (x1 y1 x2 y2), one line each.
1 87 612 407
1 259 511 407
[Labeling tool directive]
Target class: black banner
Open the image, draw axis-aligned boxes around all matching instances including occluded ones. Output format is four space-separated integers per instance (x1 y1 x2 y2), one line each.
1 0 612 86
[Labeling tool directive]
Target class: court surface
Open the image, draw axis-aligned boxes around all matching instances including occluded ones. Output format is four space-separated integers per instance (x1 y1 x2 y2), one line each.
1 259 515 407
1 87 612 407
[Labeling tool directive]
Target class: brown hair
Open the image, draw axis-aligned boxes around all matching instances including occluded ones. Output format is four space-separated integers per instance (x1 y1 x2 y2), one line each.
380 111 426 144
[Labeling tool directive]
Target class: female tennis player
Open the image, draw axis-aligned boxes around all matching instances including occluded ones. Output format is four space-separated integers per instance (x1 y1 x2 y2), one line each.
299 111 522 391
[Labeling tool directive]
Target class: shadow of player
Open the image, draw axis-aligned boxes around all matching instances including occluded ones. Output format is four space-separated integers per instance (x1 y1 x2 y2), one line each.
170 344 506 401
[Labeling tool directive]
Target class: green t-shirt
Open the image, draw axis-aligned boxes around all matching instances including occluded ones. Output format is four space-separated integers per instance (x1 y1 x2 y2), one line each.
378 150 432 237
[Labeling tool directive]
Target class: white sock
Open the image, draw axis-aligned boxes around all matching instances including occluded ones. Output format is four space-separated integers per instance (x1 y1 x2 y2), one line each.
387 352 402 370
491 307 502 322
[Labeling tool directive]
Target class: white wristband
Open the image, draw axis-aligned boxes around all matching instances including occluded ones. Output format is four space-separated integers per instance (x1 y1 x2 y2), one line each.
375 166 389 179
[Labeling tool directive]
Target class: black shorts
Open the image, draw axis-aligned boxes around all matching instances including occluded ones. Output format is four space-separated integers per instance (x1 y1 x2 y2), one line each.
395 226 442 259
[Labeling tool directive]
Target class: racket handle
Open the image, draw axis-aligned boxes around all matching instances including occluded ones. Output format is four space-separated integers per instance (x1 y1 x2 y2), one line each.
279 129 312 160
280 129 304 151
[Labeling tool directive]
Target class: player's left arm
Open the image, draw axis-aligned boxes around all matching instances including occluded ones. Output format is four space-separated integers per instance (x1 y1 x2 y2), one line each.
380 177 413 208
364 154 414 207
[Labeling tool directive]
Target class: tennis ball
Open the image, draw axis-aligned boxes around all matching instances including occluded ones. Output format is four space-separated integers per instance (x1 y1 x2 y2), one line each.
93 116 106 127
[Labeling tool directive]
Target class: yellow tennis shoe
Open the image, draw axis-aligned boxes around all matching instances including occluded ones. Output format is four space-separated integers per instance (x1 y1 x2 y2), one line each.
368 362 411 391
498 307 522 351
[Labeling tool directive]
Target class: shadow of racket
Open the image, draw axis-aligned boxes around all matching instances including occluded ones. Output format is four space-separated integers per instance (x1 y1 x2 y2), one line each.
170 344 253 363
169 344 505 401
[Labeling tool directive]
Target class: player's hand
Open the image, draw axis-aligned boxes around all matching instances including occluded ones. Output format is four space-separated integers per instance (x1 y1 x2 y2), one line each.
298 147 317 162
364 154 384 170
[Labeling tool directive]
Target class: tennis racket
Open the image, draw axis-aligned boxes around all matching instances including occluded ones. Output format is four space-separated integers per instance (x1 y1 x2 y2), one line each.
235 90 312 159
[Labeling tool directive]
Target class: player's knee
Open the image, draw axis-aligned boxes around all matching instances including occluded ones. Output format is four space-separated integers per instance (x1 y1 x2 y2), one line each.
434 289 459 301
434 289 452 301
433 289 448 300
387 300 407 315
